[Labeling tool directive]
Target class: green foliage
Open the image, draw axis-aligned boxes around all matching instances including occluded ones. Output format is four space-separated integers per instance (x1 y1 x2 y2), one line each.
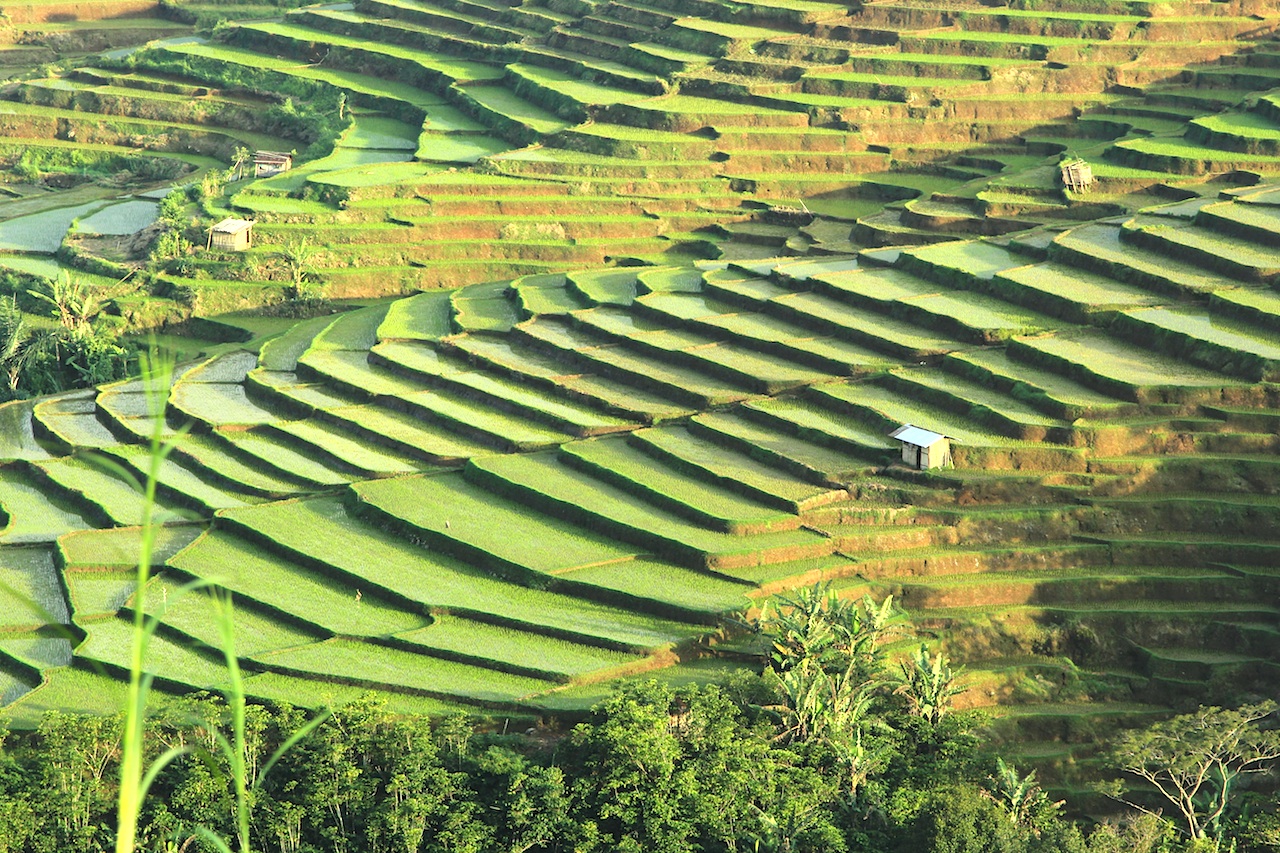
985 758 1064 835
157 192 185 228
903 784 1026 853
0 279 130 400
892 644 964 728
0 680 1266 853
5 147 185 185
760 585 895 679
27 272 101 334
275 238 325 305
1106 702 1280 841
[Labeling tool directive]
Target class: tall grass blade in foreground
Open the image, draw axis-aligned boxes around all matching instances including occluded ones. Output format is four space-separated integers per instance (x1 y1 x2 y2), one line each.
110 347 329 852
115 348 189 853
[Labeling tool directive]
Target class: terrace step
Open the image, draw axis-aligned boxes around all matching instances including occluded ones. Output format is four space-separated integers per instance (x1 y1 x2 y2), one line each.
598 1 679 30
761 288 966 360
441 333 692 422
449 82 574 142
851 541 1112 582
957 8 1273 42
349 476 745 625
880 565 1241 609
1210 287 1280 333
466 452 835 570
246 368 363 417
409 190 650 216
810 264 1061 345
313 401 495 465
627 425 848 514
1006 327 1251 407
560 437 803 534
1137 645 1272 682
215 427 357 488
504 4 570 32
624 41 713 74
569 304 837 394
228 20 505 89
1049 222 1225 297
370 340 639 436
514 273 591 317
632 289 896 376
546 27 632 61
854 209 966 248
897 239 1027 288
394 211 668 240
514 316 759 408
31 394 118 451
26 457 183 529
1110 306 1280 383
882 369 1074 442
264 418 424 478
168 380 281 430
740 396 898 460
598 94 811 132
688 411 875 487
579 13 651 42
1189 64 1280 92
226 493 706 649
943 349 1137 421
516 45 663 92
321 2 532 46
1108 133 1280 176
1197 199 1280 243
0 467 91 544
716 149 891 173
104 446 258 516
168 434 314 499
985 260 1164 324
1119 217 1280 283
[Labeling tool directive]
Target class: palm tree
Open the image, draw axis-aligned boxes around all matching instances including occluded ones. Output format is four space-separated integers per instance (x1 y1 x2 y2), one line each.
0 297 55 395
26 272 100 334
761 584 896 683
230 146 251 182
987 757 1059 828
276 238 322 302
892 643 964 727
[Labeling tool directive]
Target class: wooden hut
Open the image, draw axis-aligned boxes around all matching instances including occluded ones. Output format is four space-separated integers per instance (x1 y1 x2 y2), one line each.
1060 158 1093 193
253 150 293 178
889 424 953 470
209 218 253 251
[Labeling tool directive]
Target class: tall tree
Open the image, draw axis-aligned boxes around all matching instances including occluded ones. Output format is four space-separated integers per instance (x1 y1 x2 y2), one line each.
1107 701 1280 841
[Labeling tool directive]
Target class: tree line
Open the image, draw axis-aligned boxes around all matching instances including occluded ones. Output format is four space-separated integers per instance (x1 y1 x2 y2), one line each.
0 586 1275 853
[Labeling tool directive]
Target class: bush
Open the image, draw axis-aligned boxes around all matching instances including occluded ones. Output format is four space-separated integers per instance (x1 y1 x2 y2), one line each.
901 785 1027 853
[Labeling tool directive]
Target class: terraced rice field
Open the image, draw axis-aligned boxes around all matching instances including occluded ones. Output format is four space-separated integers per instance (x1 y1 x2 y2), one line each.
3 166 1279 753
4 0 1279 300
1 0 1280 799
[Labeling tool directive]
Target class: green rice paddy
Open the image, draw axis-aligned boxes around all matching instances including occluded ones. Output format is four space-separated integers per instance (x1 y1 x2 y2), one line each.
1018 328 1252 390
0 0 1278 763
355 472 637 573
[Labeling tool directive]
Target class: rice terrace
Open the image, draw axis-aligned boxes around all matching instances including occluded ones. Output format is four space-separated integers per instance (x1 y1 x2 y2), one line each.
0 0 1279 847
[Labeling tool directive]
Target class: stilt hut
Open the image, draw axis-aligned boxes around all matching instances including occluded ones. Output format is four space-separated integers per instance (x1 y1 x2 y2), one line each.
1060 158 1094 193
253 151 293 178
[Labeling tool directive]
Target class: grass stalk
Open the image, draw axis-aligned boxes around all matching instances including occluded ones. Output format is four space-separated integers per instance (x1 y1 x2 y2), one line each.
116 348 183 853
